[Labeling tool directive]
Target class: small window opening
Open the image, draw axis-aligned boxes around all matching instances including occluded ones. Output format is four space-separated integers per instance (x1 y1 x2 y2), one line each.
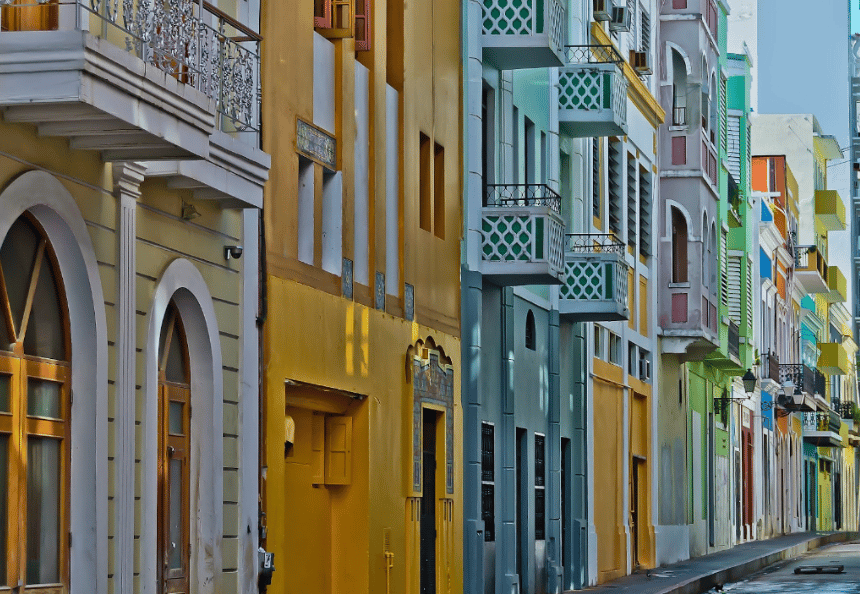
525 310 536 351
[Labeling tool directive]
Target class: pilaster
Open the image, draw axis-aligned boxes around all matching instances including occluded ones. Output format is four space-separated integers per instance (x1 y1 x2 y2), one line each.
112 161 146 594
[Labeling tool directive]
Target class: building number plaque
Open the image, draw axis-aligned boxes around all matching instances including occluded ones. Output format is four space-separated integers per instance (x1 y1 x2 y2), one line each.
296 118 336 170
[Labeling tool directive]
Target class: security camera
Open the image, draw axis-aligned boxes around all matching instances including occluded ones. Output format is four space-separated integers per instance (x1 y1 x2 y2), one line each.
224 245 244 260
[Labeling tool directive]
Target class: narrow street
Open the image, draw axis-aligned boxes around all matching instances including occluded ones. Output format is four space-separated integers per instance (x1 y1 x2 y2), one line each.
706 542 860 593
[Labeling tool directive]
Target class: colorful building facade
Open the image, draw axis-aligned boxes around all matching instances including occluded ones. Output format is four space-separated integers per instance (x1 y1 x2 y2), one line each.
461 0 663 590
259 0 463 593
0 0 269 591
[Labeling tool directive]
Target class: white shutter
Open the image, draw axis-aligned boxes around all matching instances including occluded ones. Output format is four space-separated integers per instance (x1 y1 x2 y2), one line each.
727 116 741 181
728 255 742 323
745 257 753 327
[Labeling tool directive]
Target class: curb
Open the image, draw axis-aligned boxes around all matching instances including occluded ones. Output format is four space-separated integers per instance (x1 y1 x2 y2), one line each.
654 532 860 594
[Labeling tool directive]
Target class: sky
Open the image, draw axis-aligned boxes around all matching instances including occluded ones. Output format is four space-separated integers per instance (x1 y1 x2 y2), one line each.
746 0 853 307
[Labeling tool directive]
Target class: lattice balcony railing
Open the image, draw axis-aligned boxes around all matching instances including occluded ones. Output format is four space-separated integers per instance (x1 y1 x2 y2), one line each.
559 234 629 309
558 63 627 118
2 0 262 134
484 184 562 214
482 0 565 54
480 209 565 272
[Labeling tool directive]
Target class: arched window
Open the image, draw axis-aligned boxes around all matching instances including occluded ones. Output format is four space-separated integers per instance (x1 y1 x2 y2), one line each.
672 50 687 125
525 310 536 351
0 215 70 590
702 215 709 291
671 207 688 283
710 222 718 290
158 303 190 594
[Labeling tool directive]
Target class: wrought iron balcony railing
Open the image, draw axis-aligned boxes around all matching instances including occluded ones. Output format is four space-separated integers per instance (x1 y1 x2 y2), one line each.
838 401 856 421
727 320 740 360
484 184 562 214
4 0 263 134
779 363 816 396
566 233 625 254
803 411 841 434
564 44 624 65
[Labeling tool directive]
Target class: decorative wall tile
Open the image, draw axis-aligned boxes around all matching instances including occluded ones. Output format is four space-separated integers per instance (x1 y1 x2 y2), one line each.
375 272 385 310
342 258 353 299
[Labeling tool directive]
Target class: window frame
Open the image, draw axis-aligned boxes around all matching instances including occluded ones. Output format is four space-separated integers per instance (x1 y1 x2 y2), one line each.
157 305 191 594
0 214 71 593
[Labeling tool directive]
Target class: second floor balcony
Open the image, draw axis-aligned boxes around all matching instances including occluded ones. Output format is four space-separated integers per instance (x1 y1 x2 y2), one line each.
824 265 848 303
0 0 261 161
802 411 843 447
558 45 628 138
481 0 566 69
814 189 846 231
480 184 565 285
818 342 851 376
779 363 820 401
794 246 828 294
558 234 629 322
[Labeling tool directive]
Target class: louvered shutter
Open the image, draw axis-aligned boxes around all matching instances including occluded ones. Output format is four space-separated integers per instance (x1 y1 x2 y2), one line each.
728 255 742 323
639 169 652 257
720 76 727 153
745 257 753 328
627 156 637 249
720 230 728 307
727 116 741 181
608 140 623 235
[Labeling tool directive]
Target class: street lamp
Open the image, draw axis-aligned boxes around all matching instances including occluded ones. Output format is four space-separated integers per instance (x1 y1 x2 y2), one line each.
763 379 804 417
714 370 757 417
742 368 757 396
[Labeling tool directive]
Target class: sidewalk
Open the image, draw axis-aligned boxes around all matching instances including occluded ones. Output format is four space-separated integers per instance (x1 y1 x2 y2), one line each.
578 531 859 594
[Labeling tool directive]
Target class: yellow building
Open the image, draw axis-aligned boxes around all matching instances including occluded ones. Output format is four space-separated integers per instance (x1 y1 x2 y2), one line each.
259 0 462 592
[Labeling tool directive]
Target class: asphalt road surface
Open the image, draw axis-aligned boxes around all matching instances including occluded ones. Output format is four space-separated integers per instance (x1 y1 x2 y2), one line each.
705 541 860 593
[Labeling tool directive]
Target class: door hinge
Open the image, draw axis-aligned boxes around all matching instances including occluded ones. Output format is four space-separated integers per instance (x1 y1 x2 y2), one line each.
68 532 72 548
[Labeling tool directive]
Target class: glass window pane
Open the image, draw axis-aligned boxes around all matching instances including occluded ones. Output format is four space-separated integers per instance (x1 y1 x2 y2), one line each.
0 435 7 586
23 252 64 361
27 379 61 419
26 437 60 585
168 458 183 570
169 402 183 435
0 375 9 413
164 320 186 384
0 218 39 341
